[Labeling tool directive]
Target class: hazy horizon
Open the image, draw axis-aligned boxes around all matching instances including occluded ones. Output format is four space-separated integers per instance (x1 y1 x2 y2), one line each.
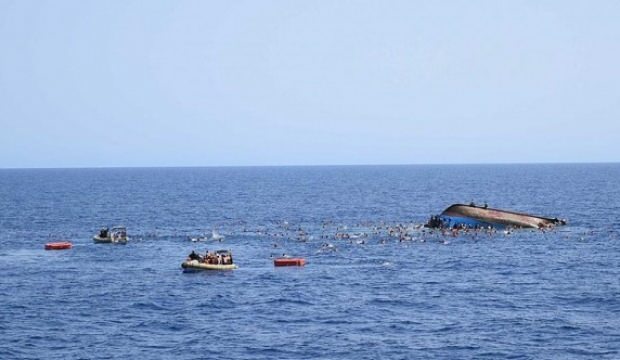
1 160 618 171
2 1 619 168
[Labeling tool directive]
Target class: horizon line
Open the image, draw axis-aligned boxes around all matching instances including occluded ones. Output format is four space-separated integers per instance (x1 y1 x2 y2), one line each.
1 160 618 170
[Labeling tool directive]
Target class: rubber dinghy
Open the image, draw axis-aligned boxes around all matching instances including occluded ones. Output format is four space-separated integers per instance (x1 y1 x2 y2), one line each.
181 260 238 272
181 249 237 272
427 203 566 229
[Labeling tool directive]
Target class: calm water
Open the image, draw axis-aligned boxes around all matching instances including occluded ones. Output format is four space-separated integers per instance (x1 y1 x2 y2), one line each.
1 164 619 359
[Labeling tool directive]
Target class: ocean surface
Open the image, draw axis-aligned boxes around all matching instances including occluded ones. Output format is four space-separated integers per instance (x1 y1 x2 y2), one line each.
1 164 619 359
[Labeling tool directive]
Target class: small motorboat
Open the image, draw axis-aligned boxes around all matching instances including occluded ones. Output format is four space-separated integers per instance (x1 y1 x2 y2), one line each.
274 257 306 267
211 230 225 242
181 249 237 272
45 241 73 250
190 235 208 243
93 226 128 244
189 230 225 243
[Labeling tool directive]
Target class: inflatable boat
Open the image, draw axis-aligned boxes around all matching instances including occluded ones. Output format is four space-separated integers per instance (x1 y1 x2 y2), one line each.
274 257 306 267
181 249 237 272
181 260 238 272
45 241 73 250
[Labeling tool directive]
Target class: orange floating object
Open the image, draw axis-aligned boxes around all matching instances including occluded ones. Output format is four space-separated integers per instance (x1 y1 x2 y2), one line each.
45 242 73 250
274 257 305 267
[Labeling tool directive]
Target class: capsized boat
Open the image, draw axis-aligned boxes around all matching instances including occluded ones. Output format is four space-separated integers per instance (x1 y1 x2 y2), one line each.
181 249 237 272
93 226 128 244
427 203 567 229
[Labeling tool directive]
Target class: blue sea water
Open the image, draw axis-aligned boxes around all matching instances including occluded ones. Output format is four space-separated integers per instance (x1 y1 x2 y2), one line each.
1 164 619 359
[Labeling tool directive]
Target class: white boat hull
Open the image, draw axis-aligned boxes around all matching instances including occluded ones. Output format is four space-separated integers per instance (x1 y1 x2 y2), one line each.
93 235 128 244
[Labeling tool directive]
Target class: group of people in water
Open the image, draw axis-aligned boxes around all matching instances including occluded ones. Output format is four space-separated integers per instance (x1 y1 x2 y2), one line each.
181 215 563 257
187 250 233 265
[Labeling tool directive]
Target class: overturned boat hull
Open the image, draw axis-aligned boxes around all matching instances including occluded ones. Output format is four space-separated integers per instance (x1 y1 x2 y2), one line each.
430 204 566 229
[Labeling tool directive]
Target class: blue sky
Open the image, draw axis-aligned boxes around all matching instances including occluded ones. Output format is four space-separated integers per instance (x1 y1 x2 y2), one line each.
1 1 619 168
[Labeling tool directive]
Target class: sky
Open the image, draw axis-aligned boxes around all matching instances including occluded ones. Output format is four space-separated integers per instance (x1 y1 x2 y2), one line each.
1 0 619 168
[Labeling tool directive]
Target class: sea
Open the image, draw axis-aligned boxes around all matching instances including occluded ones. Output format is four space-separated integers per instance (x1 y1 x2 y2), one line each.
1 164 619 359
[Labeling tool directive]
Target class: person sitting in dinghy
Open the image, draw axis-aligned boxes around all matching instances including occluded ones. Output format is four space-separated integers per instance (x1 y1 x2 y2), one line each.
188 250 201 261
205 251 217 264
